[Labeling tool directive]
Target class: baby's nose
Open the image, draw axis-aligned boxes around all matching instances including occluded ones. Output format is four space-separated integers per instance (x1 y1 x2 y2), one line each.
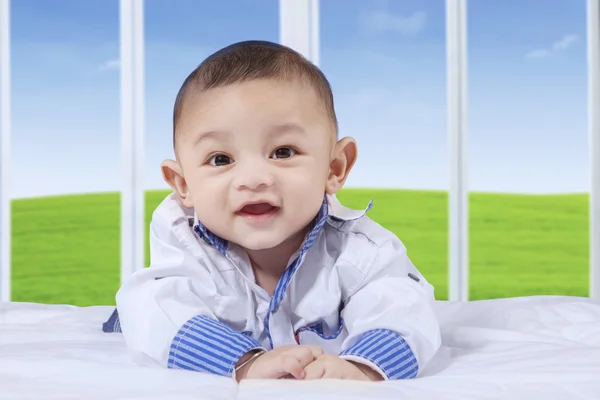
233 160 275 191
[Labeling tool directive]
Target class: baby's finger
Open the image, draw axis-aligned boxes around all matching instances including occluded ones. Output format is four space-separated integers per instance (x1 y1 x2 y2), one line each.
303 359 326 380
278 355 306 379
282 347 319 368
288 345 324 359
307 345 324 359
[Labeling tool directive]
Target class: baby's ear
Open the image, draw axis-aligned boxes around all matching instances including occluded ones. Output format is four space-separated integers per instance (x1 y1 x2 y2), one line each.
326 137 357 195
161 159 194 208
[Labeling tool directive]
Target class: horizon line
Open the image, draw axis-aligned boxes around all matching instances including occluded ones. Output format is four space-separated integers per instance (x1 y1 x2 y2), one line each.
9 187 592 202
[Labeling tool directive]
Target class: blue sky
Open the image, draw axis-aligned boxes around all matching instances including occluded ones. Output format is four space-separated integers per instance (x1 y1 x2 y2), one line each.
7 0 590 198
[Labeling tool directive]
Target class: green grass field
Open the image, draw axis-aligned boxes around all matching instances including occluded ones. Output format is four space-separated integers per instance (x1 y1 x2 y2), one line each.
9 189 590 306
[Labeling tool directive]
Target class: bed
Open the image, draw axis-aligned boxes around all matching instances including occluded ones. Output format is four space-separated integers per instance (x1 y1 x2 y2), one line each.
1 295 599 400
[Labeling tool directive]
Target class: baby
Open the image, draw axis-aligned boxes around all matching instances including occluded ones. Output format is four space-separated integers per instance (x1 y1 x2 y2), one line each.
116 40 441 382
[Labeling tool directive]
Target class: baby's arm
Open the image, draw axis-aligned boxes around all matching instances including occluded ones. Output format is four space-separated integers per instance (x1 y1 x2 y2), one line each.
116 215 265 381
116 213 320 381
117 271 320 381
337 237 442 380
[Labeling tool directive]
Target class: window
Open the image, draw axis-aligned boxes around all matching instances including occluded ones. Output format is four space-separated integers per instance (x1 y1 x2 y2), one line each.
467 0 589 299
11 0 120 306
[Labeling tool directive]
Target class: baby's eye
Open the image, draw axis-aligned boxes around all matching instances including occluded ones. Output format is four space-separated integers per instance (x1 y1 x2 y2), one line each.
271 147 296 159
208 154 233 166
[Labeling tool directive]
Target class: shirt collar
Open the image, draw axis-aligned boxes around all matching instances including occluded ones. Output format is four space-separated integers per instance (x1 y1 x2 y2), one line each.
193 194 373 256
325 194 373 221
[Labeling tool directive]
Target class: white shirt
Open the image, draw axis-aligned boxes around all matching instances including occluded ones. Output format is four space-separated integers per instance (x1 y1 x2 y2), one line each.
115 193 441 380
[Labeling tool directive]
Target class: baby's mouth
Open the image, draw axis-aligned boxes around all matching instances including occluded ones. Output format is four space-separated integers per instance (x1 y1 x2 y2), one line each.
237 203 280 216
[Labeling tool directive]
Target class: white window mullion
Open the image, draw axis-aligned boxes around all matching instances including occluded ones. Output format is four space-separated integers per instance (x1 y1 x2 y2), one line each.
588 0 600 299
0 0 11 303
446 0 469 302
120 0 145 285
279 0 319 65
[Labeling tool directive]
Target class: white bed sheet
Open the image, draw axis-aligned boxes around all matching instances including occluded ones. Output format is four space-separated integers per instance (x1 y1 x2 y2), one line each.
1 295 599 400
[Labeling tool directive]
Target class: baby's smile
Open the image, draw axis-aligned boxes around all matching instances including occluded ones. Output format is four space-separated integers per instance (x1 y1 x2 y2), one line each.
235 201 281 225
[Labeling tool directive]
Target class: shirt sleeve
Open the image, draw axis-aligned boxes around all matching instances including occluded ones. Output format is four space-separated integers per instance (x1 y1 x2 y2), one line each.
338 237 441 380
115 212 264 378
168 314 262 377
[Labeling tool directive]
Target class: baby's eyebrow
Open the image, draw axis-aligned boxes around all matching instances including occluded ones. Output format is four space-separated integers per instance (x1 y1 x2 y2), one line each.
267 122 307 137
191 122 305 146
192 130 229 147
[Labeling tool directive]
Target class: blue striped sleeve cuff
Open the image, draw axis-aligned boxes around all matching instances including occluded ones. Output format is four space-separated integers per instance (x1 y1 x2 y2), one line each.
339 329 419 380
167 314 262 377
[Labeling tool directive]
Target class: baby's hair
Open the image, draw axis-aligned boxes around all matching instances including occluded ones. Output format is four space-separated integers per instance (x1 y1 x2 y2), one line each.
171 40 338 148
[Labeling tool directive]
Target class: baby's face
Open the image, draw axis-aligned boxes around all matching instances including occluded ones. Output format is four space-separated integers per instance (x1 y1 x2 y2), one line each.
174 79 335 251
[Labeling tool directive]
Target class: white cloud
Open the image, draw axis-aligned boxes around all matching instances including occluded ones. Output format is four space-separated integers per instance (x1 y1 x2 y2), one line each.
552 34 578 51
97 58 120 71
526 34 578 60
526 49 552 59
361 10 426 35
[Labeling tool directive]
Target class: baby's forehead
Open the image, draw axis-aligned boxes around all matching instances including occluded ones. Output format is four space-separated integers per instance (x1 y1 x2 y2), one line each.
175 102 335 153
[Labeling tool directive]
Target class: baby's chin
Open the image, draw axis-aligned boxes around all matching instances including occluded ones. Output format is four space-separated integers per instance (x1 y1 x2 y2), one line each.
233 235 288 252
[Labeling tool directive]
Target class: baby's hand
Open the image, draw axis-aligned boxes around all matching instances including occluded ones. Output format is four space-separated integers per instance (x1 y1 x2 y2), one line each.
303 354 384 381
237 345 323 381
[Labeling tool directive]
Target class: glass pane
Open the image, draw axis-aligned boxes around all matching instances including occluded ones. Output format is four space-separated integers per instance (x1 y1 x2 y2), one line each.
468 0 589 299
11 0 120 306
144 0 280 265
321 1 449 298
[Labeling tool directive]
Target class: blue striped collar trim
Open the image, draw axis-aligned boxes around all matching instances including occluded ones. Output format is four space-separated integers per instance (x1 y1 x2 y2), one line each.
297 196 329 254
193 222 229 255
193 194 373 256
